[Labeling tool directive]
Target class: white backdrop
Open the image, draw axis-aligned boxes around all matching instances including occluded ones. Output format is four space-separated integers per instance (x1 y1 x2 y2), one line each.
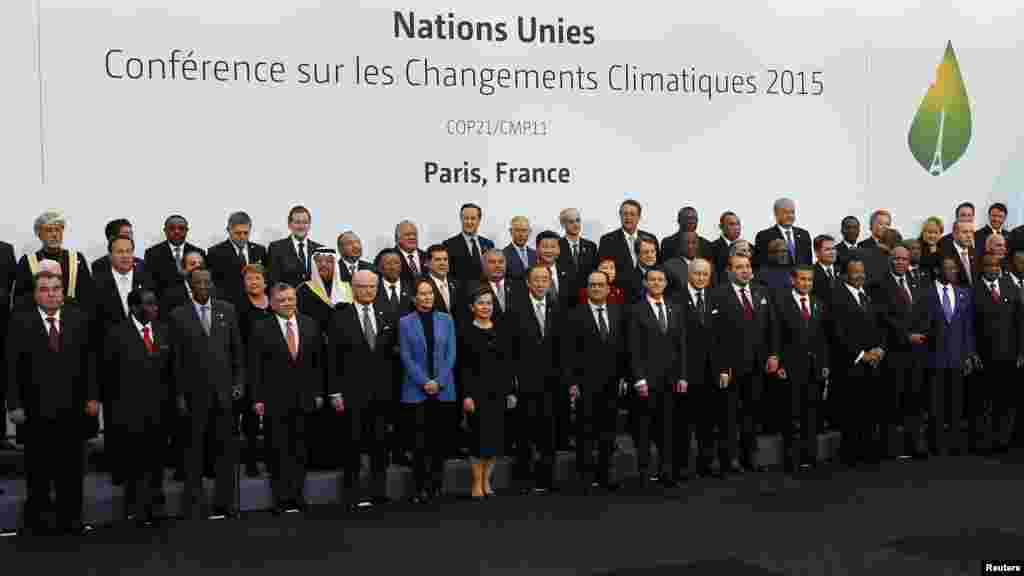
1 0 1021 262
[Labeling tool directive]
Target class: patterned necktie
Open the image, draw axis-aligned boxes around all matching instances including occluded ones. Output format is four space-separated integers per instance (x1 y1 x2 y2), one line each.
46 316 60 352
495 281 506 311
991 282 1001 303
596 306 609 340
942 286 953 323
200 305 211 336
857 290 867 311
173 246 182 273
535 302 546 338
408 253 419 275
696 289 705 325
286 319 298 360
740 288 754 321
800 296 811 322
142 325 155 353
656 301 667 334
297 241 307 278
785 229 796 261
362 306 376 351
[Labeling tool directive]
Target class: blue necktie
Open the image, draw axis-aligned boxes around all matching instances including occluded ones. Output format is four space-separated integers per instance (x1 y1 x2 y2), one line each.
941 286 953 323
785 229 796 261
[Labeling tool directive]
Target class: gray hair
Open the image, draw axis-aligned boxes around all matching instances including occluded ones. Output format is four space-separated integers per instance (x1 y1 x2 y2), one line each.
352 269 379 285
869 209 892 228
394 220 417 243
34 210 66 236
509 216 530 228
728 239 752 257
773 198 795 213
559 208 580 226
227 211 252 229
339 230 360 243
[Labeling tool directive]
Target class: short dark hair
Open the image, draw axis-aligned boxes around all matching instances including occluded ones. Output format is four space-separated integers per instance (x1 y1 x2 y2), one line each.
269 282 295 298
990 202 1008 215
377 248 402 264
427 244 448 259
164 214 188 228
187 266 211 285
643 267 666 282
677 206 698 224
955 202 975 217
108 234 134 253
469 284 495 307
104 218 131 241
619 199 642 216
126 287 155 310
813 234 835 252
182 249 205 267
637 235 658 252
227 211 252 229
460 203 483 218
841 216 859 227
791 264 816 277
719 211 738 225
288 205 311 223
844 255 865 274
535 230 561 246
589 270 610 286
413 277 434 293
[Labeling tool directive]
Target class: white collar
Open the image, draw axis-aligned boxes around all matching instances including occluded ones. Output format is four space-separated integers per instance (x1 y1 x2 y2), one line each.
38 307 61 323
844 283 865 298
132 314 149 333
530 294 546 307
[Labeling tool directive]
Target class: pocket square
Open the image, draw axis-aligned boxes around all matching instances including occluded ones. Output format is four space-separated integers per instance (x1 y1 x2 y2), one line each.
760 297 767 305
711 309 720 315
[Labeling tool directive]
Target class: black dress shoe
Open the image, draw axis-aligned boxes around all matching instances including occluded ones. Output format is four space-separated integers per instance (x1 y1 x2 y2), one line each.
208 508 234 520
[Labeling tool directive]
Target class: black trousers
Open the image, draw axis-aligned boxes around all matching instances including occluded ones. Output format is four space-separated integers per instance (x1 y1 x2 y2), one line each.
575 389 618 485
969 360 1014 451
115 423 166 520
22 417 85 530
710 372 762 467
839 365 885 464
884 360 925 456
928 368 965 454
406 400 453 494
345 401 391 500
514 391 556 489
183 402 237 518
631 386 690 477
780 371 821 468
268 409 308 507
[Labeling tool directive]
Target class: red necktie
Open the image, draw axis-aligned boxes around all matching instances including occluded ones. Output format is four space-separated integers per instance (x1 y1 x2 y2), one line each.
142 325 155 353
46 317 60 353
800 296 811 322
740 288 754 321
899 277 912 305
992 283 1001 304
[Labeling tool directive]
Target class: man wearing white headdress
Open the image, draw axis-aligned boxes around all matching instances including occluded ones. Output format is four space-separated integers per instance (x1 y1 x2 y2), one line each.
296 247 352 336
14 210 94 312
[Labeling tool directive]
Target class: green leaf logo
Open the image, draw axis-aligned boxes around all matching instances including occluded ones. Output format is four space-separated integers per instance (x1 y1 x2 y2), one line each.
908 41 972 175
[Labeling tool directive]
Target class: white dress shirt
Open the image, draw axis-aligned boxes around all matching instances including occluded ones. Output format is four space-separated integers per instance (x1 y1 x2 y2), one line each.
357 303 377 335
546 262 560 295
132 314 152 342
432 275 451 310
38 307 61 331
383 278 402 299
589 301 608 329
792 290 812 311
843 283 872 365
113 267 134 317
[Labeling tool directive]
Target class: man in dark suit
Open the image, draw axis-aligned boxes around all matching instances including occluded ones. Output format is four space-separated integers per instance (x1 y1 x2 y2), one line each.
329 270 397 509
443 203 495 297
377 220 430 287
565 270 626 492
831 256 887 466
376 249 414 317
92 236 155 483
629 267 688 487
857 210 894 286
660 206 712 264
296 247 351 334
143 215 204 300
976 203 1008 260
753 198 812 269
709 254 778 474
709 211 742 279
870 246 928 461
511 265 562 494
813 235 839 309
503 216 536 282
169 267 245 520
6 268 98 535
914 256 979 456
857 210 891 253
772 265 829 473
558 208 598 302
972 254 1024 454
161 250 207 319
14 210 94 314
677 259 718 479
425 244 459 319
90 219 143 279
536 231 572 313
664 232 698 302
835 216 862 271
0 240 17 418
337 231 374 283
939 202 975 256
248 283 322 515
267 205 323 289
102 288 172 527
465 249 514 327
598 200 658 304
942 221 978 287
207 211 268 309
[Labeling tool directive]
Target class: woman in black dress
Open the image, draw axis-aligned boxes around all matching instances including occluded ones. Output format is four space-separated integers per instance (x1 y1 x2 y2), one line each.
239 264 273 476
460 286 512 500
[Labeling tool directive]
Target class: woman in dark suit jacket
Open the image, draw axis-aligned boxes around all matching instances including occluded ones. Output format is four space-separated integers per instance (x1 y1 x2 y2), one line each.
399 278 457 503
238 263 273 476
459 286 513 500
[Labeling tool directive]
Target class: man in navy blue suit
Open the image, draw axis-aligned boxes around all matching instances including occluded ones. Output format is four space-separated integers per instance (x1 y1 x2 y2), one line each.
914 256 980 456
502 216 535 281
443 203 495 297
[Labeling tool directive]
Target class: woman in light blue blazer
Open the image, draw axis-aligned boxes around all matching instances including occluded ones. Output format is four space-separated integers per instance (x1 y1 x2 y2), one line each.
399 277 457 503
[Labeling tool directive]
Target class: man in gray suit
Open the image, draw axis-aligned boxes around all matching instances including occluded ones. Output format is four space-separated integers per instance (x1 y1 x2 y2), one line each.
169 267 245 520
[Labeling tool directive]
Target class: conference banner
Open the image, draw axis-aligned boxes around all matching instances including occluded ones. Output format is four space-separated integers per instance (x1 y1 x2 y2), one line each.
0 1 1020 259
